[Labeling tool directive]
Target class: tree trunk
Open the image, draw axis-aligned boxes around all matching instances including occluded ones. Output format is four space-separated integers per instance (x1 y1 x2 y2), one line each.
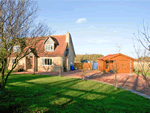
0 80 5 96
143 75 150 88
115 72 117 90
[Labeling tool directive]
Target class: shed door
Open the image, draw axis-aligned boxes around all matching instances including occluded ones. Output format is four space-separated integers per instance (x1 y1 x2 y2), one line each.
118 60 131 73
117 60 131 73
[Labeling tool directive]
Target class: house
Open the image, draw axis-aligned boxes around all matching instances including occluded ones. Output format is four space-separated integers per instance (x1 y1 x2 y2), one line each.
97 53 136 73
8 31 76 72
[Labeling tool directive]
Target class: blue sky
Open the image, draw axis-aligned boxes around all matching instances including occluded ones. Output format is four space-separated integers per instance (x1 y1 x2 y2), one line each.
36 0 150 58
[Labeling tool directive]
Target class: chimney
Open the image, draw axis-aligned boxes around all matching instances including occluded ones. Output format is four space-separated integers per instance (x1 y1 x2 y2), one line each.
66 31 70 44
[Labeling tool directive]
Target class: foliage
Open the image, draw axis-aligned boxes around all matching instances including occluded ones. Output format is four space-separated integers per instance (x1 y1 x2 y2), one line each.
1 74 150 112
63 65 67 72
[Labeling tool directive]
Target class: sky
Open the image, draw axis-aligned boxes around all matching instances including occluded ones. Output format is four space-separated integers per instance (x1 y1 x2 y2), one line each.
35 0 150 58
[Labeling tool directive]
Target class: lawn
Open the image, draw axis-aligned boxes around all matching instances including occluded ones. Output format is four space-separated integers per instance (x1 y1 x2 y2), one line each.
1 74 150 113
133 69 150 77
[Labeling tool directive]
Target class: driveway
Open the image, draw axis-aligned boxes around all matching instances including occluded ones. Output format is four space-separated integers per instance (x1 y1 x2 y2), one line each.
13 70 150 96
13 70 101 78
63 70 150 96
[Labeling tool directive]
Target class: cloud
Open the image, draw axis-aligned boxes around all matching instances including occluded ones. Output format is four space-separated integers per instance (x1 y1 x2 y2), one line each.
113 30 117 32
76 18 87 23
90 25 94 28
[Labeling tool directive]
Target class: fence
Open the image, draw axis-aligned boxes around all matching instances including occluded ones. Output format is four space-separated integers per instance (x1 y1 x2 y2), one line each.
134 61 150 70
74 63 92 70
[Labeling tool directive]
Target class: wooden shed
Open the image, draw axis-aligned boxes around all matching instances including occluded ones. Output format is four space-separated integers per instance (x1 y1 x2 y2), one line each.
97 53 136 73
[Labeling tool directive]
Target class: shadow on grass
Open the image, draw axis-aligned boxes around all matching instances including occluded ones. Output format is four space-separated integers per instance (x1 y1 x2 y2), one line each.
6 74 54 84
1 74 150 113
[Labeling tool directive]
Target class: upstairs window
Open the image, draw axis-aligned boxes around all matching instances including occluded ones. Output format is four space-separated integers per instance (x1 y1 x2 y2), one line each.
45 44 54 51
13 45 20 52
42 58 52 66
12 58 16 64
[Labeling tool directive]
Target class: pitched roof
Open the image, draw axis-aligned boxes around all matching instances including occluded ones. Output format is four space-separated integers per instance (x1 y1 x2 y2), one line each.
25 35 67 57
97 53 136 61
97 54 116 60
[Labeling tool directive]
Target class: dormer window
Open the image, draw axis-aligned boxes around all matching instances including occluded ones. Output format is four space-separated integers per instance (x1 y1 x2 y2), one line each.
13 45 20 52
45 44 54 51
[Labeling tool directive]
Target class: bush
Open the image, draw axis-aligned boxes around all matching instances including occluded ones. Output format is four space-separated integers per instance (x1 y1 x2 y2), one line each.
103 70 106 74
63 66 67 72
17 69 24 72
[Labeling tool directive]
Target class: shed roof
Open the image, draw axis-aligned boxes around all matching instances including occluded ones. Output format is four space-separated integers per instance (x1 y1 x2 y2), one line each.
97 53 136 61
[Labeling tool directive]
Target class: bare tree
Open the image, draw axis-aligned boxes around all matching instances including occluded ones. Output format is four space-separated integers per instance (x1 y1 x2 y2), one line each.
133 20 150 88
110 44 123 90
133 20 150 51
79 56 92 80
132 36 150 89
0 0 53 95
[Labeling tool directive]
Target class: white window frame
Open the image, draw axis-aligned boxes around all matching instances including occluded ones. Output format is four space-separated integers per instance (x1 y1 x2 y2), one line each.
45 44 54 52
13 45 20 52
42 58 52 66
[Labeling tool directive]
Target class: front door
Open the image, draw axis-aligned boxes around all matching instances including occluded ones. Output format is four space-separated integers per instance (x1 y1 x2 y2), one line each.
26 56 33 69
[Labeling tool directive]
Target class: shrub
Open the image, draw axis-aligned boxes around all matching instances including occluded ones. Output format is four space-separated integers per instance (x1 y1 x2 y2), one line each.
103 70 106 74
17 69 24 72
63 66 67 72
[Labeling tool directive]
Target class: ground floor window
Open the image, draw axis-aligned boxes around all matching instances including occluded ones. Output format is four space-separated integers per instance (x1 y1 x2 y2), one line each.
42 58 52 66
105 60 109 69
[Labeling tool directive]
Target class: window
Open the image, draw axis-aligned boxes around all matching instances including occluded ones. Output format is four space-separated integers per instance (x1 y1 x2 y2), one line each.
13 45 20 52
42 58 52 66
65 48 69 56
105 60 109 69
12 59 16 64
45 44 54 51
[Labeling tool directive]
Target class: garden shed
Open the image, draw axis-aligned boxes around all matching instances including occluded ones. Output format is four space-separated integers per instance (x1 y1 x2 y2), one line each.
97 53 136 73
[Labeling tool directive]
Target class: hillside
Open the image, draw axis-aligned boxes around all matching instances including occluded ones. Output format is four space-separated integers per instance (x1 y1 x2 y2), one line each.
75 54 104 63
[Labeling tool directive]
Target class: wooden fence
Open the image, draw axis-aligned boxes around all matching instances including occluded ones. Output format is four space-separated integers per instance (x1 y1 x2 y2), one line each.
74 63 92 70
134 61 150 70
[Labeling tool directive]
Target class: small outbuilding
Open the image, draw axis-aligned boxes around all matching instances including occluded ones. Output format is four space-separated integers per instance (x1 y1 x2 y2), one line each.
97 53 136 73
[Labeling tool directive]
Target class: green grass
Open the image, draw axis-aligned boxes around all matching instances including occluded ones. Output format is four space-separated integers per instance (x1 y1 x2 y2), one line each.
1 74 150 113
133 69 150 77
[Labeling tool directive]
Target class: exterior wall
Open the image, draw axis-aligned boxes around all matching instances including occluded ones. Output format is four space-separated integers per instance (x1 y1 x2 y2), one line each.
8 57 26 71
65 32 75 71
98 60 104 71
45 37 54 44
37 56 63 72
